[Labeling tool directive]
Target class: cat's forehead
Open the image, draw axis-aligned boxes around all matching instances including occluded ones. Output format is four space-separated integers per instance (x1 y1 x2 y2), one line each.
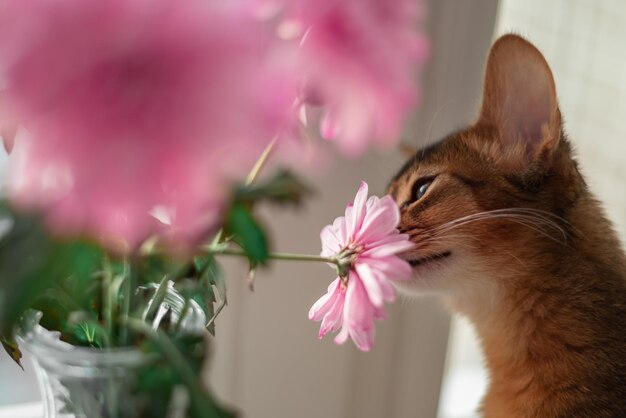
392 128 490 178
387 138 448 198
387 131 487 198
392 137 452 181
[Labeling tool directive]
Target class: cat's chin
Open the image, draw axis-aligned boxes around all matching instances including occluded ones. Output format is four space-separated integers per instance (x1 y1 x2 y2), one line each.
396 253 500 319
395 251 457 295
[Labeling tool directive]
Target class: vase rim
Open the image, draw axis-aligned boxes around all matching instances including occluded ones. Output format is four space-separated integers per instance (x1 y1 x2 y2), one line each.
16 310 149 367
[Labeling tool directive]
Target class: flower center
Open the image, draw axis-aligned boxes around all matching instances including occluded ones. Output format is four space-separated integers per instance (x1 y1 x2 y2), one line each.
335 242 363 282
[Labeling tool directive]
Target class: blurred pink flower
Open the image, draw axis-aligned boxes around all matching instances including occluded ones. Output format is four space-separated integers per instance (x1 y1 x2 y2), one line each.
0 92 16 153
0 0 295 250
288 0 428 156
309 182 413 351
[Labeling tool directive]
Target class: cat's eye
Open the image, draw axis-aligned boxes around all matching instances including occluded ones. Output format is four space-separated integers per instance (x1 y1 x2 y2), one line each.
414 180 432 201
401 177 435 210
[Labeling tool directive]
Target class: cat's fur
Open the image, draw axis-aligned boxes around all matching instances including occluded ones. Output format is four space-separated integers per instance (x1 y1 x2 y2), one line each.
388 34 626 417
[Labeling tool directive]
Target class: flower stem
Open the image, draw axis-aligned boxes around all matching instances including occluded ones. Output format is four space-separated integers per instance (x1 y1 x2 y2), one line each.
210 247 339 266
142 275 169 323
207 139 276 250
119 257 132 345
245 138 276 185
125 318 224 416
102 256 114 348
173 298 190 334
205 298 227 329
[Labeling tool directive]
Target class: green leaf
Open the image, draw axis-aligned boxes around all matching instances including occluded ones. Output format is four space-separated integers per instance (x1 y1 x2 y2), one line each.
71 323 102 348
177 256 227 336
235 169 313 207
143 275 170 323
65 311 110 348
225 203 268 264
1 335 22 369
130 320 235 418
0 203 104 338
201 257 226 336
136 254 185 286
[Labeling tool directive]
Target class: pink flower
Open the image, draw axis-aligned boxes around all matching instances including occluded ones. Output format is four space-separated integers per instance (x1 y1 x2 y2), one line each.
309 182 413 351
0 92 16 153
287 0 428 156
0 0 295 250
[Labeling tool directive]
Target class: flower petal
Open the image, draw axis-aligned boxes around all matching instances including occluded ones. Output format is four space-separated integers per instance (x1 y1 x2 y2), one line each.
359 261 398 300
320 110 341 140
373 304 388 321
365 195 379 212
343 272 375 351
357 195 401 242
355 205 390 243
349 181 368 238
333 214 348 245
316 182 415 351
334 326 349 345
349 326 373 352
344 272 373 323
293 0 425 157
362 235 414 257
320 224 342 256
365 255 413 282
0 0 297 251
355 262 384 307
319 285 346 337
379 279 396 302
308 278 341 321
344 203 354 238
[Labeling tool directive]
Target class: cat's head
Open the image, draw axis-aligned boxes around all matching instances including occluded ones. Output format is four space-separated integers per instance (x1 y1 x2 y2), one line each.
388 35 584 307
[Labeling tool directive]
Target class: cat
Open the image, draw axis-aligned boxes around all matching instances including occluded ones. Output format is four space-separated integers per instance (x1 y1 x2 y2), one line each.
388 34 626 418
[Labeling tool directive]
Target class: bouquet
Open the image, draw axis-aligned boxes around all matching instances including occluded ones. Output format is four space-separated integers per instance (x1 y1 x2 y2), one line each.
0 0 426 416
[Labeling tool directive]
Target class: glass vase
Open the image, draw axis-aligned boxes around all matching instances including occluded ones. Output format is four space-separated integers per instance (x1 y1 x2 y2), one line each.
16 282 207 418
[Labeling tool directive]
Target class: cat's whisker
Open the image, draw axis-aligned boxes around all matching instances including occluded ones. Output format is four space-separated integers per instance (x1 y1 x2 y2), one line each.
480 208 575 238
411 232 474 247
433 221 535 268
405 208 571 250
436 215 567 246
426 209 571 244
409 233 479 253
503 207 579 232
402 225 426 236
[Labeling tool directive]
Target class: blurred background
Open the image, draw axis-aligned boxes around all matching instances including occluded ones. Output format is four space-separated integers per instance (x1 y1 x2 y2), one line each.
1 0 625 417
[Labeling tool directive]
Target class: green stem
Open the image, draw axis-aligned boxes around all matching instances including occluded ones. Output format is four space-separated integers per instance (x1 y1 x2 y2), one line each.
125 318 223 416
102 256 114 348
85 321 111 348
173 298 190 334
245 138 276 185
207 139 275 250
205 300 226 329
213 247 339 265
143 275 169 323
119 257 132 345
210 229 224 248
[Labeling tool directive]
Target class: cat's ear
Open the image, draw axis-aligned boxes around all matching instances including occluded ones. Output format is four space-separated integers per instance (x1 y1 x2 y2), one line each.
478 34 560 167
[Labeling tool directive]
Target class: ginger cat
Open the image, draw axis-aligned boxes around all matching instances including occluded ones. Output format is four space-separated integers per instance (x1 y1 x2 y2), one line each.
389 34 626 417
